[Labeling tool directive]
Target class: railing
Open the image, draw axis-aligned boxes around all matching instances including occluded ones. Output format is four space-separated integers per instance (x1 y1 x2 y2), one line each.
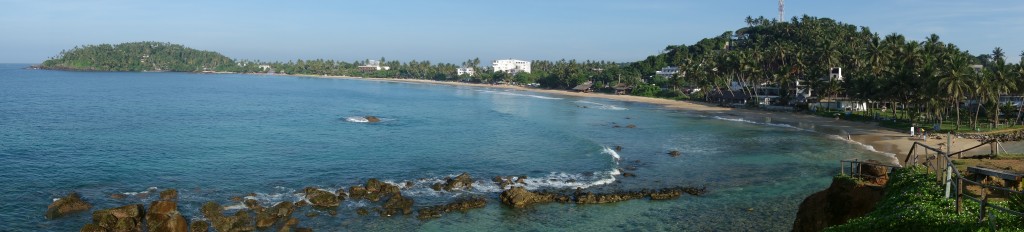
901 138 1024 230
839 159 900 180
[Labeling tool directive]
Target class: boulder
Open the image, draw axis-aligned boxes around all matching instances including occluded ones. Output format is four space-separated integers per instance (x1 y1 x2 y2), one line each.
416 197 487 220
80 223 105 232
279 218 299 232
45 192 92 219
499 187 565 208
381 193 414 216
516 176 528 184
189 221 209 232
244 199 263 212
365 116 381 123
348 186 367 200
89 204 144 232
792 176 884 232
443 173 474 191
255 201 295 229
159 189 178 201
146 200 188 232
356 207 370 216
575 191 646 204
304 187 340 208
364 179 400 201
668 150 681 157
622 172 636 177
212 210 254 232
859 160 891 185
614 145 623 151
199 202 223 220
626 124 636 128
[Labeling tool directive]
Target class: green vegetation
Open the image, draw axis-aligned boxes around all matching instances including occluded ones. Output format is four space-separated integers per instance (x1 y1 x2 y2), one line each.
40 42 235 72
39 16 1024 133
826 165 1022 231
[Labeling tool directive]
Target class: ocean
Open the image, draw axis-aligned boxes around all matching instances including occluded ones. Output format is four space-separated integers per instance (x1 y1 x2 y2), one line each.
0 64 890 231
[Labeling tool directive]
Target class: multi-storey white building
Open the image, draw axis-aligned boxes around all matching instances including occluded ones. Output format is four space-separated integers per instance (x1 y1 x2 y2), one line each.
655 66 679 78
457 67 475 76
492 59 531 73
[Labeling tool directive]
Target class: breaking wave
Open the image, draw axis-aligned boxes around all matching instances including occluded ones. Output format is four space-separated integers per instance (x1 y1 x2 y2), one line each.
476 90 563 100
575 100 628 110
344 116 370 123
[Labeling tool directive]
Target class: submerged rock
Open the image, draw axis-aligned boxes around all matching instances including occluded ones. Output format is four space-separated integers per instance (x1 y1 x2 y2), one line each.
574 191 646 204
499 187 565 208
417 197 487 220
381 193 414 216
304 187 340 208
668 150 681 157
45 192 92 219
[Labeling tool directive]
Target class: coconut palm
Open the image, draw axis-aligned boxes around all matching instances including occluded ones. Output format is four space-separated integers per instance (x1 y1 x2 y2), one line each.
938 53 971 130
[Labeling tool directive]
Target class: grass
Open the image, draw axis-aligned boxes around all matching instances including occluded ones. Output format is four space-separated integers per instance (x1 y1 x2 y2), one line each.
806 108 1024 134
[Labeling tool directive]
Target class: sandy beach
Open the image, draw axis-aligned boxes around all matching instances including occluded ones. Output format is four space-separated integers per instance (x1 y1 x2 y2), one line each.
293 74 993 166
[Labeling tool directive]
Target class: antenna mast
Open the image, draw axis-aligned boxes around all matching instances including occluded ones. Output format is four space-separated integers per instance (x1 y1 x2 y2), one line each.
778 0 785 22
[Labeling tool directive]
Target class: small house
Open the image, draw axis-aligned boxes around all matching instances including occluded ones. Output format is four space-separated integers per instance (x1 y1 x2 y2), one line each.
613 83 632 95
572 81 594 93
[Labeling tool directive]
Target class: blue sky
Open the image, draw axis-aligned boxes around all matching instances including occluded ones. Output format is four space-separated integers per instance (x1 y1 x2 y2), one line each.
1 0 1022 64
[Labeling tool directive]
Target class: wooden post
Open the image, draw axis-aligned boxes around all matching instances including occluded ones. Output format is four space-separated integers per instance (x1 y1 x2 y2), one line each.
956 177 963 213
979 186 987 223
840 161 845 175
945 164 952 198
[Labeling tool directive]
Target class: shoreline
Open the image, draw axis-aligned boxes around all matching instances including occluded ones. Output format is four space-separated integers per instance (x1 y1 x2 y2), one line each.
287 73 988 166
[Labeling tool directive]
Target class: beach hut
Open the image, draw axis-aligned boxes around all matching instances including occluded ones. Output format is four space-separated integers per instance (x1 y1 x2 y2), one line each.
613 83 632 95
572 81 594 93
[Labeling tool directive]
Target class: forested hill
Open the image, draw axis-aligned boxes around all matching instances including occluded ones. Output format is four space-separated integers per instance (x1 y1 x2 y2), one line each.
40 42 236 72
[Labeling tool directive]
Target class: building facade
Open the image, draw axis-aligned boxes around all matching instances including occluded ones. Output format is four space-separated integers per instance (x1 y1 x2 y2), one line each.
457 67 475 76
655 66 679 78
492 59 531 73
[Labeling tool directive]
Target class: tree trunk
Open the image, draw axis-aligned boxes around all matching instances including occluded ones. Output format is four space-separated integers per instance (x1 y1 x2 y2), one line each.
973 101 982 131
1015 97 1023 126
953 100 961 131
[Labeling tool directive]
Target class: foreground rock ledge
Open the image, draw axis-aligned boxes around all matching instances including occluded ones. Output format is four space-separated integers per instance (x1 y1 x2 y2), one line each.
499 186 706 208
45 192 92 219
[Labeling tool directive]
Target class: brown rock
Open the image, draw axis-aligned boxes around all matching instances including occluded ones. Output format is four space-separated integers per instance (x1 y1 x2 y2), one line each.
229 196 244 202
303 187 340 208
614 145 623 151
255 201 294 229
365 116 381 123
189 221 209 232
381 193 414 216
626 124 636 128
668 150 681 157
244 199 263 212
499 187 564 208
159 189 178 201
622 172 636 177
146 200 188 232
199 202 222 220
416 197 487 220
792 176 884 232
348 185 367 200
356 207 369 216
80 223 106 232
45 192 92 219
110 193 127 200
90 204 144 231
443 172 474 191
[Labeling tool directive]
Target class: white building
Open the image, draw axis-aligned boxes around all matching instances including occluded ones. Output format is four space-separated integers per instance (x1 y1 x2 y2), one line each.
655 66 679 78
358 60 391 71
492 59 531 73
457 67 475 76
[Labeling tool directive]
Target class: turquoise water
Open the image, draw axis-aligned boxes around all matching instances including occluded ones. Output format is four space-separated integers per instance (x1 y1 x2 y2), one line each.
0 64 889 231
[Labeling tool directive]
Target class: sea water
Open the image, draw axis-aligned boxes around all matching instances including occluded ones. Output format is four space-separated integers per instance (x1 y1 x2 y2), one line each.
0 64 890 231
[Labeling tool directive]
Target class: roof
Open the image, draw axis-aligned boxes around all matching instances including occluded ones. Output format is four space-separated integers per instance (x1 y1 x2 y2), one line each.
572 81 593 91
613 83 631 90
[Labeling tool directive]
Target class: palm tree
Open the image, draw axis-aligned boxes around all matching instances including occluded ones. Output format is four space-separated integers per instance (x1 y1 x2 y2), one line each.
938 53 970 131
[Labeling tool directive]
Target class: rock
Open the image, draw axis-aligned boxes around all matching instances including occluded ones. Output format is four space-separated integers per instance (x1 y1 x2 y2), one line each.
146 200 188 232
80 223 105 232
416 197 487 220
229 196 244 202
110 193 127 200
622 172 636 177
212 210 255 232
516 176 528 184
499 187 565 208
625 165 638 171
404 181 414 188
612 125 621 128
189 221 209 232
492 176 504 184
668 150 681 157
443 173 474 191
45 192 92 219
430 183 443 191
574 191 646 204
381 193 414 216
356 207 369 216
159 189 178 201
256 201 294 229
305 212 319 218
365 116 381 123
90 204 144 232
294 200 308 208
859 160 891 185
364 179 400 201
280 218 299 232
626 124 636 128
304 187 340 208
200 202 223 220
334 189 348 201
348 186 367 200
244 198 263 212
295 228 313 232
792 176 884 232
614 145 623 151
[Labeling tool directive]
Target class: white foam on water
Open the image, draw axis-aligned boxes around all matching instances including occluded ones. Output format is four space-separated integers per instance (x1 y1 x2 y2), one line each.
710 116 803 130
223 203 247 211
575 100 628 110
475 90 563 100
344 116 370 123
122 186 159 196
828 135 902 166
602 146 621 161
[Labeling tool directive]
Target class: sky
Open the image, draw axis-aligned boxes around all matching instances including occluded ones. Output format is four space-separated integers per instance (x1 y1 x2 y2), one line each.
1 0 1022 64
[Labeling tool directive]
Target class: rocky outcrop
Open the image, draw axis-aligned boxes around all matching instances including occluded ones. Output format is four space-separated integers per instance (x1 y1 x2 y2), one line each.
859 160 891 185
381 193 414 216
255 201 295 229
189 221 209 232
364 179 400 202
348 185 368 200
146 200 188 232
159 189 178 201
574 191 645 204
200 201 254 232
85 204 144 232
45 192 92 219
792 176 885 232
432 173 474 191
304 187 340 208
667 150 681 157
416 197 488 220
365 116 381 123
498 187 570 208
